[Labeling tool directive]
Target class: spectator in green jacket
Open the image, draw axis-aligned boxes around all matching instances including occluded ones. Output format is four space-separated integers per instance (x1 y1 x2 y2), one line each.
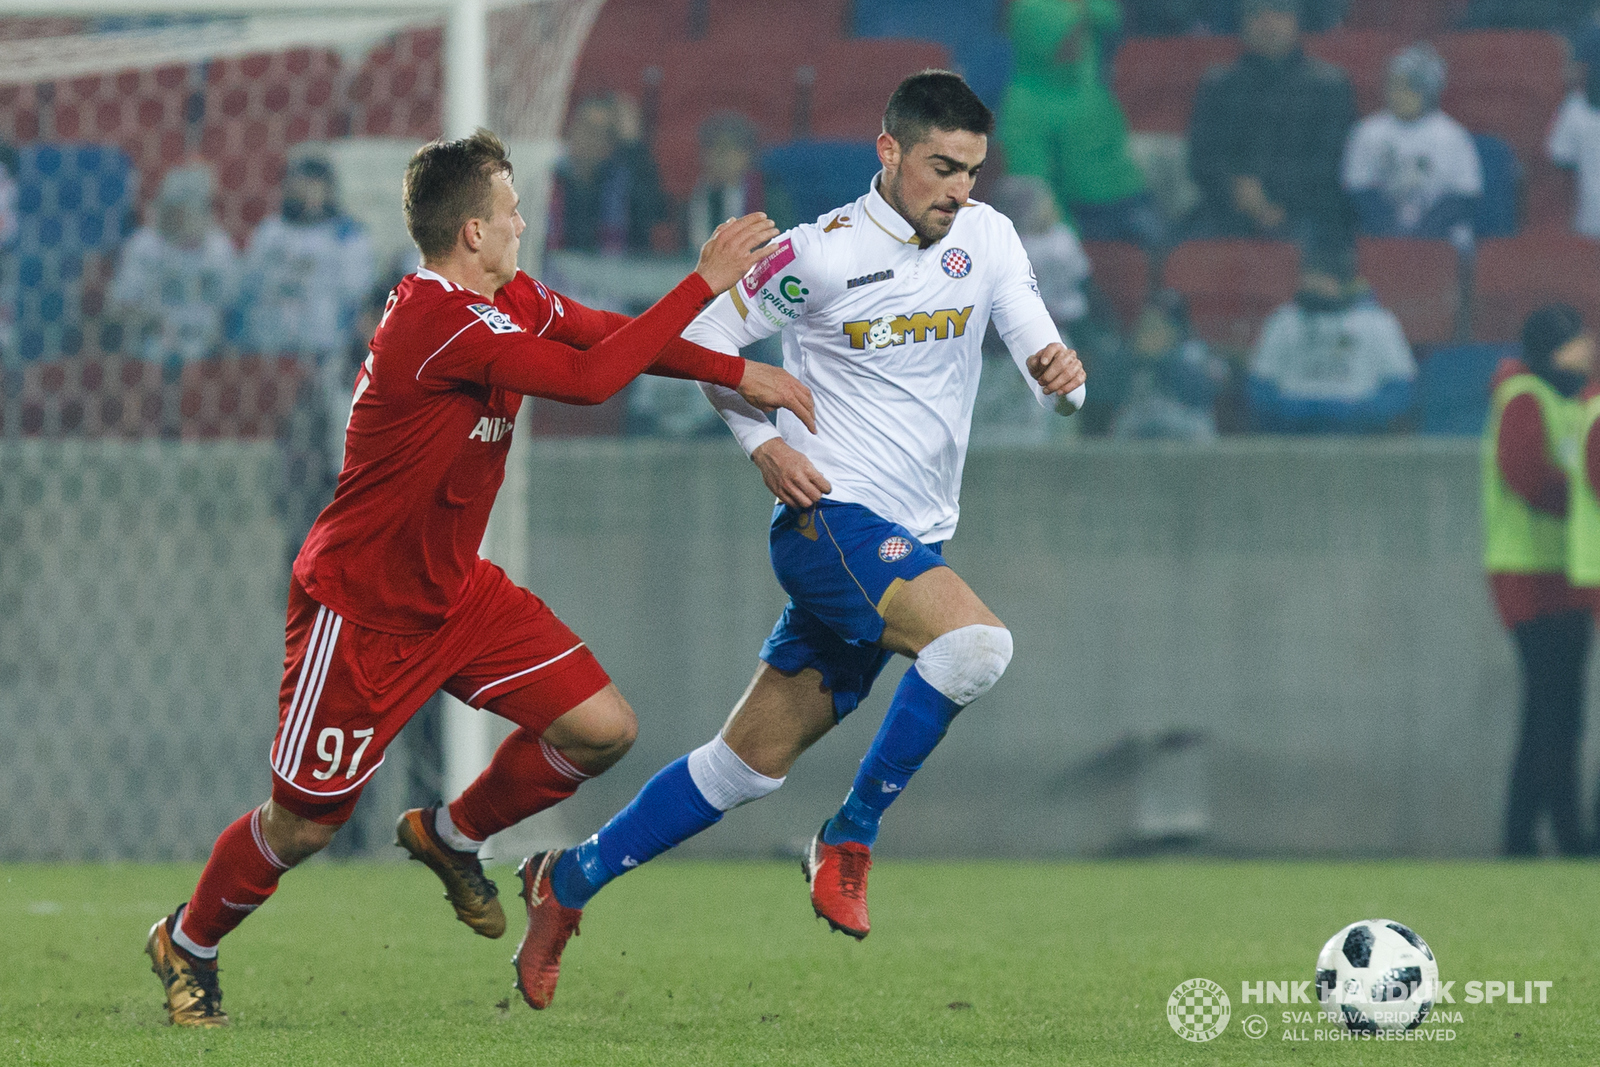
999 0 1166 248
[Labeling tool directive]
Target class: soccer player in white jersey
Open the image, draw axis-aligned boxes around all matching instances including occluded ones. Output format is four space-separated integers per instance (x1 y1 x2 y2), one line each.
508 71 1085 1009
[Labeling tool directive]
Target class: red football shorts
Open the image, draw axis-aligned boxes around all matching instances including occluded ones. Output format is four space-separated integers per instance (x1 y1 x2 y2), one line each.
268 557 610 823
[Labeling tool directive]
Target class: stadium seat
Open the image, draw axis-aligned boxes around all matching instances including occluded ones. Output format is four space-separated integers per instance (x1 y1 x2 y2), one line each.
1471 133 1522 238
202 48 348 240
12 142 137 363
761 140 883 225
948 35 1014 112
3 356 167 438
1438 32 1566 168
179 355 306 440
348 29 441 143
1304 30 1407 118
703 0 852 41
1470 232 1600 342
853 0 1004 38
806 40 953 141
1415 342 1511 435
1082 241 1150 331
850 0 1012 108
1355 238 1461 346
1345 0 1467 34
1113 36 1242 133
1525 166 1575 232
641 50 803 198
579 0 694 52
1161 240 1300 349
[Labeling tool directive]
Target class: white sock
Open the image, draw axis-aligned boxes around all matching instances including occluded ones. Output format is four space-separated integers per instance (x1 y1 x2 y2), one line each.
172 908 218 960
435 806 483 853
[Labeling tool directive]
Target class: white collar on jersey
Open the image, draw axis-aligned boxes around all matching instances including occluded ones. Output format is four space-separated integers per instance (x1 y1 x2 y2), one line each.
861 174 975 250
862 175 923 247
414 266 460 292
414 265 487 297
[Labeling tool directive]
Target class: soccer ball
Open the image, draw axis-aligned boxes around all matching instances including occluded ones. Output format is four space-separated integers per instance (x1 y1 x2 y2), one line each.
1315 919 1439 1032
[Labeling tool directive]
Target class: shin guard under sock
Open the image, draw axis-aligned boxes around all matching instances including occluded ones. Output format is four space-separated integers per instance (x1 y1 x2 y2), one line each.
448 730 594 843
176 806 291 955
823 664 961 847
551 756 722 909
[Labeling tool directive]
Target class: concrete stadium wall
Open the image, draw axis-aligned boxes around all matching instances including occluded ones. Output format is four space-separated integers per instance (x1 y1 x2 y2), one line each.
3 436 1592 860
524 438 1596 861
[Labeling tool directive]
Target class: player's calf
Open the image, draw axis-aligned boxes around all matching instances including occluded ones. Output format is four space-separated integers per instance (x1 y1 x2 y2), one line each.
811 624 1013 935
545 735 785 912
507 734 786 1008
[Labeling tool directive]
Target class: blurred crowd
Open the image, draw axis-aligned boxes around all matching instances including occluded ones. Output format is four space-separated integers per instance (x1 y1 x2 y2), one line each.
535 0 1600 440
11 0 1600 445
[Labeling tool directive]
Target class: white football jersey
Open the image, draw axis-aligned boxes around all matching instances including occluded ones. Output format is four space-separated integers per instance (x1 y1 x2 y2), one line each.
688 177 1061 542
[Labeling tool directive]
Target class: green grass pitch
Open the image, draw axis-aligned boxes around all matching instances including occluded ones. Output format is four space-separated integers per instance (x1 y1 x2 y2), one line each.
2 858 1593 1065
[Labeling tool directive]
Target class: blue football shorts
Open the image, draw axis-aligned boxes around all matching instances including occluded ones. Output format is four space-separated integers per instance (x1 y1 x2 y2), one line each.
759 500 947 719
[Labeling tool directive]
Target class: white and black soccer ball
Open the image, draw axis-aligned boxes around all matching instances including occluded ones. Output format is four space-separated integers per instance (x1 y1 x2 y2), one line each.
1315 919 1439 1033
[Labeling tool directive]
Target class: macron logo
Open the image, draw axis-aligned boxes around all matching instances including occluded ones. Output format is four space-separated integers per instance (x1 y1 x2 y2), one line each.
468 416 513 442
880 782 903 794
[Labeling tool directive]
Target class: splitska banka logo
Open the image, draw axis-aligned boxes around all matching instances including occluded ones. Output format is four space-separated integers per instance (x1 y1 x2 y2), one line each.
841 306 974 350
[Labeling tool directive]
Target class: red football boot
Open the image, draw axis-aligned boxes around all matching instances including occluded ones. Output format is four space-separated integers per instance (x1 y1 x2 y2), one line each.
802 825 872 940
511 851 583 1010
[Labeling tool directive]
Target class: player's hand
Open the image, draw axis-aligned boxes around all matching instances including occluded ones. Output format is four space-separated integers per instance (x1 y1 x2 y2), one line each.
751 438 831 509
695 213 781 295
736 361 818 434
1027 342 1086 397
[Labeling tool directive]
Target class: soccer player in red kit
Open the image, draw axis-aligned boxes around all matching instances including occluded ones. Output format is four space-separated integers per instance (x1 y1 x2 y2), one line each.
144 129 810 1027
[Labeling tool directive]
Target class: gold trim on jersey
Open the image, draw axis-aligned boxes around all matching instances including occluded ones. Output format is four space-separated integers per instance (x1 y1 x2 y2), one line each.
730 285 750 320
862 203 919 245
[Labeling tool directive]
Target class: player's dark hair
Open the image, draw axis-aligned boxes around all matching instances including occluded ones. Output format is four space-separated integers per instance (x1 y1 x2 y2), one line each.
403 128 514 260
882 70 993 149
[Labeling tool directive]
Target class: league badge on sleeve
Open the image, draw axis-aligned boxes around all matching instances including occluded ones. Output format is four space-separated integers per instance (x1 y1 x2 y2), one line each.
878 536 913 563
467 303 523 334
940 248 971 278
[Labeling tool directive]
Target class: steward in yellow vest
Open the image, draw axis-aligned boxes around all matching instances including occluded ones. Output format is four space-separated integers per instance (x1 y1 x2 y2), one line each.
1482 304 1593 856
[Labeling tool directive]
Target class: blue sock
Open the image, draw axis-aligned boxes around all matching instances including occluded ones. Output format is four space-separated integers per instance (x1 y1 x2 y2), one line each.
549 755 723 909
822 665 961 847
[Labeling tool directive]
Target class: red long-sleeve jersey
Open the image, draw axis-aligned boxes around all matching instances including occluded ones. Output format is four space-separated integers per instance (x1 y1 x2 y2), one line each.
293 267 741 634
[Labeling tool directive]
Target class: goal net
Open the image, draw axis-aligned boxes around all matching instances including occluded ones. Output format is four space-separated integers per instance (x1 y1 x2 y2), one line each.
0 0 604 860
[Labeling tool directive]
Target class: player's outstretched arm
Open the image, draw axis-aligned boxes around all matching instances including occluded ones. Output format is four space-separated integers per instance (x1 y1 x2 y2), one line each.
1026 342 1088 414
643 343 817 434
751 438 832 509
730 362 817 434
694 213 781 293
467 214 779 404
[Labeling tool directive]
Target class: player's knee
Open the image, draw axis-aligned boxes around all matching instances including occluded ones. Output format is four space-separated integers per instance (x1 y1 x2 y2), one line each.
687 734 784 811
914 623 1013 706
262 801 340 865
584 699 638 761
